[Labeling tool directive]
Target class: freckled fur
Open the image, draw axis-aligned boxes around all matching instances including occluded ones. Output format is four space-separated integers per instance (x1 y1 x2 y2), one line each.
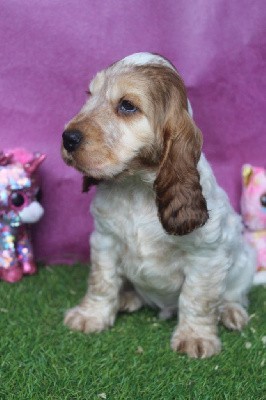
62 52 256 358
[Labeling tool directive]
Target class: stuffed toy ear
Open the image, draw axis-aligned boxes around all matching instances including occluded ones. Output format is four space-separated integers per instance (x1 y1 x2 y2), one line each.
24 153 46 174
154 109 209 236
242 164 254 187
0 151 13 166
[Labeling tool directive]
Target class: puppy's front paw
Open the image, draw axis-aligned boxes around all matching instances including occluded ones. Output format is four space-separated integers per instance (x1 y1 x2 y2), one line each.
171 327 221 358
64 305 111 333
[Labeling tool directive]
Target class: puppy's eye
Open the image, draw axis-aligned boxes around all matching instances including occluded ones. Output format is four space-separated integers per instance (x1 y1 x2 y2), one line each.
260 193 266 207
118 100 137 114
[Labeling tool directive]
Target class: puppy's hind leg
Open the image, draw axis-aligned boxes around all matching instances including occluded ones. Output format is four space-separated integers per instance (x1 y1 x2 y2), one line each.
220 302 249 331
220 242 256 331
118 281 144 313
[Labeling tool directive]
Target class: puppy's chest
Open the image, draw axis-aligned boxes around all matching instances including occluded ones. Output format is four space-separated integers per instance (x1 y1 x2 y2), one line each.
92 183 186 292
94 182 170 252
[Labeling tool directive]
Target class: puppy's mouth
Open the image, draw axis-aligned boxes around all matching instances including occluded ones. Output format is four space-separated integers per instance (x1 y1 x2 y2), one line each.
61 147 85 172
61 146 73 162
62 148 156 185
61 146 117 179
61 152 83 177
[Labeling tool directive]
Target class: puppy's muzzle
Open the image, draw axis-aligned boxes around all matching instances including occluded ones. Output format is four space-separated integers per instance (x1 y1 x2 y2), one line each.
62 130 83 153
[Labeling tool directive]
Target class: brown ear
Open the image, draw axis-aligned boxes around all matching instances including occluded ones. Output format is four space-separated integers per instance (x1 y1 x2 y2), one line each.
154 109 209 235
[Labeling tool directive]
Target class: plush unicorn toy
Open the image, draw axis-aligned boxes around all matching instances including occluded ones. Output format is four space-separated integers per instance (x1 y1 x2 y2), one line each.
241 165 266 285
0 149 46 283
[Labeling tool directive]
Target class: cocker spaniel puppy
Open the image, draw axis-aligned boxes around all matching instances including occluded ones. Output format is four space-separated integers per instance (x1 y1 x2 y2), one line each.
61 53 255 358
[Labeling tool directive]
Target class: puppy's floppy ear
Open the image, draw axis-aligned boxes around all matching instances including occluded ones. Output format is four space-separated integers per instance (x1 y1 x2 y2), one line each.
154 105 209 236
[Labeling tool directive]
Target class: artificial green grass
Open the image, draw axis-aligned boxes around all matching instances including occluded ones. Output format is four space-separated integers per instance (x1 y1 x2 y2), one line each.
0 264 265 400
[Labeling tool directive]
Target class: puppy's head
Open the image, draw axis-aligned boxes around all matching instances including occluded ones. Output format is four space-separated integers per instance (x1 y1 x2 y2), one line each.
62 52 208 235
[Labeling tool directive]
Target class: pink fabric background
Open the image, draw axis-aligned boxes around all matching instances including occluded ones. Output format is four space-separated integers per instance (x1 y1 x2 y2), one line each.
0 0 265 264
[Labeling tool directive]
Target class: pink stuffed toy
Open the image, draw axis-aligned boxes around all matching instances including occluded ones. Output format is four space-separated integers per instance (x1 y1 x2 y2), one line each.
241 165 266 284
0 149 46 283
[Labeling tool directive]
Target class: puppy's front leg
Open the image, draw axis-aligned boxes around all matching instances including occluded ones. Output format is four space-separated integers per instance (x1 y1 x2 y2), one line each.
64 231 122 333
171 268 225 358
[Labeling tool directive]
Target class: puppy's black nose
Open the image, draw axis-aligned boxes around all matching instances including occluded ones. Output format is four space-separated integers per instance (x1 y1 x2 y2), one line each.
62 130 83 152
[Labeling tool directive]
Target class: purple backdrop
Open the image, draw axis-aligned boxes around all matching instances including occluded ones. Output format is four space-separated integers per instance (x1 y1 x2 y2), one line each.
0 0 265 264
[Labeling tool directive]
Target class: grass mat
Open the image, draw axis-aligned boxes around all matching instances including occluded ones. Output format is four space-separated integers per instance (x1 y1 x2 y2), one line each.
0 264 265 399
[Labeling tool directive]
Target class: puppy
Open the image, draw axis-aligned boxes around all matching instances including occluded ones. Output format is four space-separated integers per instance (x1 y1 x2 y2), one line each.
61 53 255 358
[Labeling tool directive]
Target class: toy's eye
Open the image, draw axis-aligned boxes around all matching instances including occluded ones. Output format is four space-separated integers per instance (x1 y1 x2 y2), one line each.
10 192 25 208
260 193 266 207
118 100 138 115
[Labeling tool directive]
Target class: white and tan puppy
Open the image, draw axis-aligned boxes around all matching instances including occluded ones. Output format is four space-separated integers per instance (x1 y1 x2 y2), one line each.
61 53 255 358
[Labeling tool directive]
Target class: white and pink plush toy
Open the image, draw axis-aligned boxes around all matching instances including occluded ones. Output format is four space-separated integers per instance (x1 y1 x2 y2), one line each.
0 149 46 283
241 165 266 284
